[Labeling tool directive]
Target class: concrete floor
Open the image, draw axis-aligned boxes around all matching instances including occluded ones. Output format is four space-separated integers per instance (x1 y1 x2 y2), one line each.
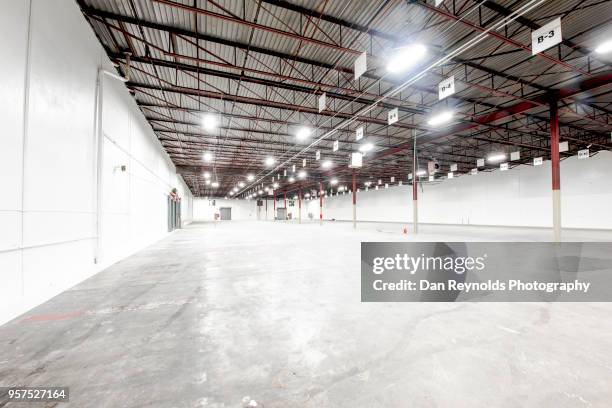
1 221 612 407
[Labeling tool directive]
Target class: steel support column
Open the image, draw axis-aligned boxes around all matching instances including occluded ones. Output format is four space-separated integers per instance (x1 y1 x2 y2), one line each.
550 97 561 242
319 182 323 226
284 191 287 220
298 189 302 224
352 170 357 230
412 131 419 234
273 190 276 221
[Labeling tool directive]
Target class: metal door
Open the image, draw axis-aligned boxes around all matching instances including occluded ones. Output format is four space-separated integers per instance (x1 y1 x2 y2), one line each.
219 207 232 220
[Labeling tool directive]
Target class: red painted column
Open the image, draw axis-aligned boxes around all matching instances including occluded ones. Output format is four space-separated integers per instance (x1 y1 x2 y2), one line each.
319 181 323 225
283 191 287 220
352 170 357 229
273 189 276 221
298 188 302 224
412 130 418 234
550 96 561 242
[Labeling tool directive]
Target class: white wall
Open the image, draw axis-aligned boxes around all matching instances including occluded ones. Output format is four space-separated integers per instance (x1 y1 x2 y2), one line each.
0 0 193 325
193 198 258 221
307 151 612 229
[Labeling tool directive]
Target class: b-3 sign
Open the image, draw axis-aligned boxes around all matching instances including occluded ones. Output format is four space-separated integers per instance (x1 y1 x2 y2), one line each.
532 18 562 55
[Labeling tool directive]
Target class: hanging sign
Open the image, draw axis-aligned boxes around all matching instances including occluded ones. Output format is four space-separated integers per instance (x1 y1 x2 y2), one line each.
315 150 321 160
577 149 589 159
559 141 569 152
500 163 509 171
388 108 399 125
428 175 434 182
354 52 367 80
318 93 326 113
477 158 485 167
292 164 296 172
531 18 562 55
356 126 364 141
302 159 306 167
534 157 543 166
390 176 395 183
333 140 339 152
448 172 454 179
471 168 478 175
450 163 457 172
438 76 455 100
349 152 363 168
510 151 521 161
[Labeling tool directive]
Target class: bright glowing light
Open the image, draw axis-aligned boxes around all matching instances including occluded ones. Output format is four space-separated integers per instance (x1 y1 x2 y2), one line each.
487 153 506 163
427 111 454 127
258 190 263 195
364 181 372 187
265 157 275 167
330 178 338 185
203 171 211 179
416 170 427 176
203 152 213 162
205 179 211 185
247 173 255 181
305 193 311 198
273 182 279 188
202 113 218 131
298 170 307 179
229 192 234 196
321 160 332 169
386 44 427 73
595 39 612 54
289 177 295 183
211 181 219 188
238 182 245 188
296 127 312 141
359 143 374 152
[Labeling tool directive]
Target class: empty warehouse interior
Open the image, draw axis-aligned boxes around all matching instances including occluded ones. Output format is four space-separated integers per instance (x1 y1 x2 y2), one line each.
1 0 612 406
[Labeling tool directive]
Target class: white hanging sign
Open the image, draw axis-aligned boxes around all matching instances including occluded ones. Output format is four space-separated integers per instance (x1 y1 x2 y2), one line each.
399 181 403 186
450 163 457 172
356 126 364 141
435 0 444 6
531 18 562 55
500 163 509 171
318 93 326 113
390 176 395 183
333 140 339 152
448 172 454 179
428 175 434 182
283 169 287 176
510 151 521 161
354 51 367 80
302 159 306 167
438 76 455 100
577 149 589 159
388 108 399 125
471 168 478 175
408 173 413 180
315 150 321 160
349 152 363 168
292 164 296 172
534 157 543 166
559 141 569 152
477 158 485 167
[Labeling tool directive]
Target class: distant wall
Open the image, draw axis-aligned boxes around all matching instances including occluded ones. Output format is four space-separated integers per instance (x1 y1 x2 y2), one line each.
306 151 612 229
193 198 258 221
0 0 193 325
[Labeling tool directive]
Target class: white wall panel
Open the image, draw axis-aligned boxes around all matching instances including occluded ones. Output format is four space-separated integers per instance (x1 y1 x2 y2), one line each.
0 0 193 325
193 198 257 221
307 152 612 230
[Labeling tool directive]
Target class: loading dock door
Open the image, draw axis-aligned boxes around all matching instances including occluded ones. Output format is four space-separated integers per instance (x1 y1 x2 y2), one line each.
276 208 287 220
219 207 232 220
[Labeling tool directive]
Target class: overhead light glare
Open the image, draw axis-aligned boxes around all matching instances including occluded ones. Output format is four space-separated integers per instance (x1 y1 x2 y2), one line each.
247 173 255 181
416 170 427 176
386 44 427 73
202 113 218 131
296 127 312 141
289 177 295 183
298 170 307 179
202 152 213 162
595 39 612 54
203 171 211 179
322 160 333 169
273 182 279 189
211 181 219 188
359 143 374 152
487 153 506 163
427 111 454 127
330 178 338 185
238 182 245 188
265 157 276 167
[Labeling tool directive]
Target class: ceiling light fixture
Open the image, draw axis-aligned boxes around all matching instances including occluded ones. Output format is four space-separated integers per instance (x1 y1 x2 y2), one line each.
202 152 213 162
330 178 338 185
296 127 312 141
487 153 506 163
386 44 427 74
265 157 276 167
298 170 307 179
238 182 245 188
203 171 211 179
427 111 454 127
247 174 255 181
202 113 218 131
595 39 612 54
289 177 295 183
321 160 332 169
359 143 374 152
211 181 219 188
